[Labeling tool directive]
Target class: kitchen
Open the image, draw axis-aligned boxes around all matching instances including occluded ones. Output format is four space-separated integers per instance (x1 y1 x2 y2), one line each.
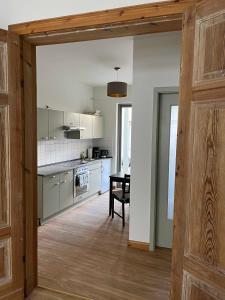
37 109 112 224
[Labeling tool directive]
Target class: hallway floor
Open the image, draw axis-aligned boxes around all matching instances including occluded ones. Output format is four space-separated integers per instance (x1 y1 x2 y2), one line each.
36 193 171 300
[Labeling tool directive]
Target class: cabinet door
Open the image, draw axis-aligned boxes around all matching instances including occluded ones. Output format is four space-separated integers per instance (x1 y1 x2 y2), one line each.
49 109 64 140
43 175 60 219
59 171 74 210
89 167 101 195
92 116 103 138
101 159 111 193
80 114 92 139
64 112 80 127
37 108 49 141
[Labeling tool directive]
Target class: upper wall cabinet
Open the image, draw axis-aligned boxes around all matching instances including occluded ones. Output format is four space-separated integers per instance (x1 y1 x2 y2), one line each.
80 114 93 139
92 116 103 139
49 109 64 140
37 108 64 141
64 112 80 127
37 108 49 141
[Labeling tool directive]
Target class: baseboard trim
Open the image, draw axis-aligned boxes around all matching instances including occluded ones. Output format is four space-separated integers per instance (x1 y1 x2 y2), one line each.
128 240 150 251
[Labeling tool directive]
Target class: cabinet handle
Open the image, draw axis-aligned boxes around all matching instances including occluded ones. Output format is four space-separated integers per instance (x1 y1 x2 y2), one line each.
41 137 48 140
49 136 57 140
60 180 66 184
65 172 70 174
50 175 56 179
54 183 60 186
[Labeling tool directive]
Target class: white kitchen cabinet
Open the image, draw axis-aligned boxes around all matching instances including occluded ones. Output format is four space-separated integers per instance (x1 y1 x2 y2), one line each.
92 116 103 139
88 162 101 196
64 112 80 127
80 114 93 139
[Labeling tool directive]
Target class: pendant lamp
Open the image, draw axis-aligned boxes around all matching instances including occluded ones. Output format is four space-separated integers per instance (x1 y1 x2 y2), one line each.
107 67 127 98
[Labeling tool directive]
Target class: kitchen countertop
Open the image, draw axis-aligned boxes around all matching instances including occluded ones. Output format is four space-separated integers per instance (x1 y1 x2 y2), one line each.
38 157 112 177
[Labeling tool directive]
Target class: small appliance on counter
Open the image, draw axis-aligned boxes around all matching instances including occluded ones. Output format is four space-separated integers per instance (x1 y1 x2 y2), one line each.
88 147 93 160
93 147 100 159
100 149 109 158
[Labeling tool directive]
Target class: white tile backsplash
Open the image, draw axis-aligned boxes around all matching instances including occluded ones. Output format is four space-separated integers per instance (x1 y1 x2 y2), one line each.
38 139 93 166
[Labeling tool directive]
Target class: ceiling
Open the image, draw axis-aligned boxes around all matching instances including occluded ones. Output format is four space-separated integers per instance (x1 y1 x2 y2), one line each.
37 37 134 87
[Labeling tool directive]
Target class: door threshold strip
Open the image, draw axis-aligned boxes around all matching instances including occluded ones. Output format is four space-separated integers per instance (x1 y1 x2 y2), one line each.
38 285 93 300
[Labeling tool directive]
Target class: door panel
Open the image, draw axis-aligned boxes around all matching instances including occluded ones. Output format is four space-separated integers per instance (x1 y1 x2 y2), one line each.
0 30 24 299
156 93 178 249
171 1 225 299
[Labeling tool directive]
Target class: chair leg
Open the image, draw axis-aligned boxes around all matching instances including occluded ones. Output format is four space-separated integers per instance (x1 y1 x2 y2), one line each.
112 197 114 219
122 202 125 227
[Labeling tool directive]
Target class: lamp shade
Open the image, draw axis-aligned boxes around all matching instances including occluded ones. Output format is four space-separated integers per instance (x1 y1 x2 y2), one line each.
107 81 127 98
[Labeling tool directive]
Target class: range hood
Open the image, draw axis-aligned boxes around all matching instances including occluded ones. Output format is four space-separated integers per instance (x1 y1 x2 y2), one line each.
63 126 85 139
63 125 85 131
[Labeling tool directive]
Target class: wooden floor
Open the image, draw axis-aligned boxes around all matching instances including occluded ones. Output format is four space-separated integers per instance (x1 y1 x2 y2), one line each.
37 193 171 300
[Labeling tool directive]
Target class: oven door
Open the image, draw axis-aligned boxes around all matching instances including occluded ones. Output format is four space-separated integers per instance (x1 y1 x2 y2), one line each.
75 172 89 197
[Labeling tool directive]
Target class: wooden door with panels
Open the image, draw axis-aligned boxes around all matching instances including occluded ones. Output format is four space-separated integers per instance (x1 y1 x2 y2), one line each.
171 1 225 299
0 29 24 299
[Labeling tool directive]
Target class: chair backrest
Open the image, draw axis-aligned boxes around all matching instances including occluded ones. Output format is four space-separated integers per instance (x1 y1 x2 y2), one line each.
122 174 130 197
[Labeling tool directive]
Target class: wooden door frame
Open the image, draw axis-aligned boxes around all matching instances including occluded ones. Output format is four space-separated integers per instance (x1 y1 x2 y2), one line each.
7 0 194 297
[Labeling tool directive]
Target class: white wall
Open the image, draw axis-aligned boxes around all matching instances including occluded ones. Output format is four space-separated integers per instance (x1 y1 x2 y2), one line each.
129 31 181 243
93 86 133 173
0 0 168 29
37 45 94 113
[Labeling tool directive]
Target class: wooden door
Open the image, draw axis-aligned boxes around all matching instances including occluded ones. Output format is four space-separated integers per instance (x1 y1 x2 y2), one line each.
0 30 24 299
171 1 225 299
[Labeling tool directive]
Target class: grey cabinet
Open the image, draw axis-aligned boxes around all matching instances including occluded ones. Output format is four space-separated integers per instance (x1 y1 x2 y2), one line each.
37 108 49 141
38 170 74 223
49 109 64 140
42 174 60 219
88 162 101 196
59 171 74 210
37 108 64 141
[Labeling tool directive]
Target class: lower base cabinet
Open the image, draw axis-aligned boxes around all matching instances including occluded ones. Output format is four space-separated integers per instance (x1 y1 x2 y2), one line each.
59 171 74 210
38 170 73 223
88 162 101 196
42 174 60 220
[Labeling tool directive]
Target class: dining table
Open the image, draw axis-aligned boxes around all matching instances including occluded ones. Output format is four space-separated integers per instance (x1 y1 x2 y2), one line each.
109 169 130 216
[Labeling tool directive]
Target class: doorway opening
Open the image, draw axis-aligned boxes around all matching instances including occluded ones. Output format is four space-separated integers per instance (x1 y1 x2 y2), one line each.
118 104 132 172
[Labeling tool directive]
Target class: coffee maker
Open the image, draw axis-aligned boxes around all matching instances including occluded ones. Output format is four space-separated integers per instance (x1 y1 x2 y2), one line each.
93 147 100 159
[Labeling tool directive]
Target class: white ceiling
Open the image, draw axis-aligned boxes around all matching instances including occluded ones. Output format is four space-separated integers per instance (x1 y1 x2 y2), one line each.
0 0 170 28
37 37 134 87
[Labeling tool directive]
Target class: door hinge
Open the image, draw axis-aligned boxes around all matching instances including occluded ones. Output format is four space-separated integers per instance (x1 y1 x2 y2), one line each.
23 255 26 263
21 80 24 88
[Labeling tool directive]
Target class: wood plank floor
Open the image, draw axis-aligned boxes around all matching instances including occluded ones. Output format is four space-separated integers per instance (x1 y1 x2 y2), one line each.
38 193 171 300
27 287 89 299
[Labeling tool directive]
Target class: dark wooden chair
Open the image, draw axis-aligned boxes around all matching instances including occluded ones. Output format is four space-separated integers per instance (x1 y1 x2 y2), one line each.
112 174 130 226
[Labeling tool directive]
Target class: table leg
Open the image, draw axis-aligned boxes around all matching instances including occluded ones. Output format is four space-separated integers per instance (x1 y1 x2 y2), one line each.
109 178 113 216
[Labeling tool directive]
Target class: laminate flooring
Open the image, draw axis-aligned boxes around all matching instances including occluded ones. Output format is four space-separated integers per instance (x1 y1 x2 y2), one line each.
37 193 171 300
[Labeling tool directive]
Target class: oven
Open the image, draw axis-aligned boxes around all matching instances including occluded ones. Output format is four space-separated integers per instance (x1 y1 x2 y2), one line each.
74 166 89 198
